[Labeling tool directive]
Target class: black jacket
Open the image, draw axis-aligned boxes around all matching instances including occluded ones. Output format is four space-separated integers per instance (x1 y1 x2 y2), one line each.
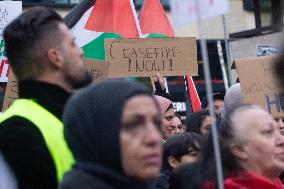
62 163 148 189
148 172 169 189
0 80 71 189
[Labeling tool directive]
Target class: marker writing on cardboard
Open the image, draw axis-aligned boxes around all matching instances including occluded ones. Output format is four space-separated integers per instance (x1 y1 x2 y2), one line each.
265 93 284 113
124 47 179 73
243 80 277 95
127 59 173 72
90 69 104 81
122 47 178 59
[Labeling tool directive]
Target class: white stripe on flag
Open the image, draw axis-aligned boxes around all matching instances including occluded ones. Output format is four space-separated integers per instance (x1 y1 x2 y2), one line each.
71 7 103 47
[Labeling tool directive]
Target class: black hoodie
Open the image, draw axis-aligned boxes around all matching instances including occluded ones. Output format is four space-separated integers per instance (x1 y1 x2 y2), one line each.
61 80 155 189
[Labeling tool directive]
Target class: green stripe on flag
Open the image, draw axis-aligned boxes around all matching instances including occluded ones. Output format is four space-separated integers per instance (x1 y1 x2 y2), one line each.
82 32 122 61
146 33 168 38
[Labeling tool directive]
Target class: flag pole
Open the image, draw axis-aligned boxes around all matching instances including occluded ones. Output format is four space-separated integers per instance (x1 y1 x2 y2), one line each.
195 1 224 189
129 0 170 93
183 76 192 114
217 40 229 92
129 0 143 38
163 78 169 93
222 14 232 86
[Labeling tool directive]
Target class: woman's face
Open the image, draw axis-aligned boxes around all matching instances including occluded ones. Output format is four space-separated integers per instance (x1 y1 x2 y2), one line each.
232 108 284 179
200 116 211 136
120 95 162 181
161 108 175 140
276 118 284 135
169 116 184 135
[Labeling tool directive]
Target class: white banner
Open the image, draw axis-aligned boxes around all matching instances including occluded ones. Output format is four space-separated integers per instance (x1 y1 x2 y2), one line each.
0 1 22 82
170 0 229 27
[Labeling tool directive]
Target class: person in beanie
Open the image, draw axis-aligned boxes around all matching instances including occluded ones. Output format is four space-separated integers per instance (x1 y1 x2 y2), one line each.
220 83 243 118
61 80 162 189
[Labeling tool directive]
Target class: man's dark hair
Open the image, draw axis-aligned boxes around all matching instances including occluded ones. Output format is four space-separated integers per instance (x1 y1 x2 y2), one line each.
163 132 204 170
3 7 63 80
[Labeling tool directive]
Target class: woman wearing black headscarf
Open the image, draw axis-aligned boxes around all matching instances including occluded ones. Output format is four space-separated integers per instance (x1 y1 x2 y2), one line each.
61 80 162 189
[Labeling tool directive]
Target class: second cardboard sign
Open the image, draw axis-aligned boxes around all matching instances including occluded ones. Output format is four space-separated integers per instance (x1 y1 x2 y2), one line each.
235 56 284 118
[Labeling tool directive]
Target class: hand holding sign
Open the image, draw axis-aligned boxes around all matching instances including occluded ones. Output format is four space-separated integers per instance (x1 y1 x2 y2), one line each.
152 73 166 91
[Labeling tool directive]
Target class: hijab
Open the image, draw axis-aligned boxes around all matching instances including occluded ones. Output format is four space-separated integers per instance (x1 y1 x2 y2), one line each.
154 95 173 115
62 80 155 189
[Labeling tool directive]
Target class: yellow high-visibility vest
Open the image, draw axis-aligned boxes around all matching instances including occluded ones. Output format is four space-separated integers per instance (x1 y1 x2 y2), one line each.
0 99 74 184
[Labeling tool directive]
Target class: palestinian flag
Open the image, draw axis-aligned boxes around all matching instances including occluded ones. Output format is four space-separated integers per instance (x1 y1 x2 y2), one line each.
64 0 138 61
139 0 174 37
139 0 201 112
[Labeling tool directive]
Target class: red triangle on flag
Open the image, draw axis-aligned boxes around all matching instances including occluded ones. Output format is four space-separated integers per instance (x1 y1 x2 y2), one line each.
185 75 202 112
84 0 138 38
139 0 174 37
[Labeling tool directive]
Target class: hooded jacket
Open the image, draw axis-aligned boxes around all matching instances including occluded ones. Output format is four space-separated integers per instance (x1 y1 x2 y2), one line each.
61 80 156 189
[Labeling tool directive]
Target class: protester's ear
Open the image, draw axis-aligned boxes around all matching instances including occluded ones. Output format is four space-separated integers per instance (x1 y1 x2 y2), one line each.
168 156 180 169
230 143 248 160
47 48 64 69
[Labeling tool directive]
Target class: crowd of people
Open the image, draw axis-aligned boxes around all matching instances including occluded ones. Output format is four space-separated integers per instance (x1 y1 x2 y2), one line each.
1 6 284 189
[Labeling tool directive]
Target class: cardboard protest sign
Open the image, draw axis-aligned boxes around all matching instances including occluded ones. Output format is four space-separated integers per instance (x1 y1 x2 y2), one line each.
83 58 109 82
169 0 229 27
105 37 198 77
235 56 284 118
2 71 17 111
0 1 22 82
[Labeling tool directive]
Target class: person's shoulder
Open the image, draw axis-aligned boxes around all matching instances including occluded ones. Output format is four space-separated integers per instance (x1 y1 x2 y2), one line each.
0 115 57 189
61 169 114 189
0 115 48 158
149 172 169 189
0 115 44 140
